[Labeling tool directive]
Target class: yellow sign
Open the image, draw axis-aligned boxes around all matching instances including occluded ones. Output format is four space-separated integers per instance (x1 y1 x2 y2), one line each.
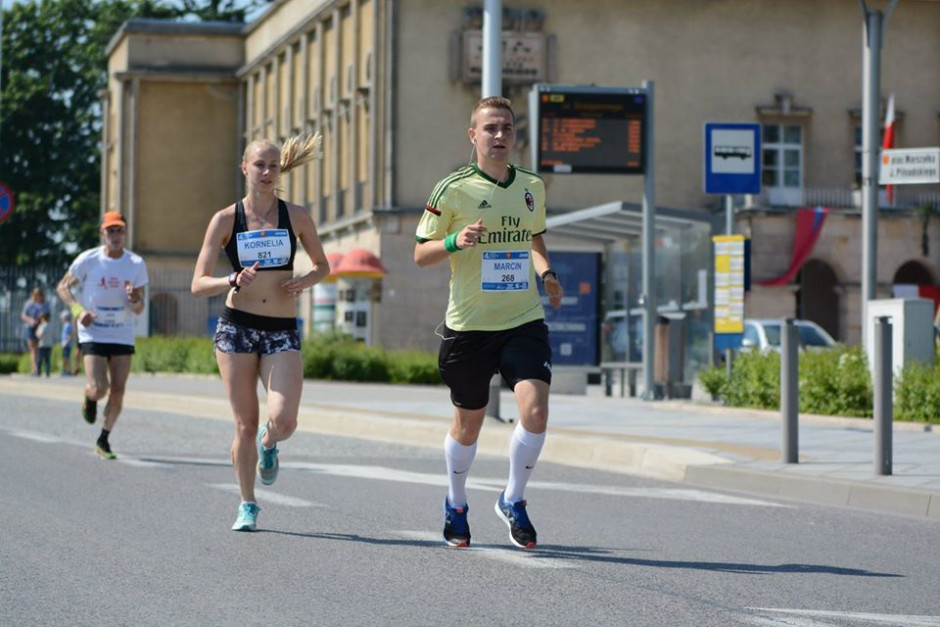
713 235 745 334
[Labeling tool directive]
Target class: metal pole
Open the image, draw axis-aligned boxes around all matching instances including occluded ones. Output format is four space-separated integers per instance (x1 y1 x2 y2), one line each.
723 194 734 374
482 0 502 98
873 316 893 475
641 80 656 400
482 1 502 413
858 0 898 347
860 8 881 348
781 318 799 463
724 194 734 236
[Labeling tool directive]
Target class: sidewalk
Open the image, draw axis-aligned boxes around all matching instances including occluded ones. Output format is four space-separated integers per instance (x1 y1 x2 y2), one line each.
2 373 939 520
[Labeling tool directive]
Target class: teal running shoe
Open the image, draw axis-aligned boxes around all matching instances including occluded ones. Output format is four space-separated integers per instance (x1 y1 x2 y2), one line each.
257 424 279 485
231 502 260 531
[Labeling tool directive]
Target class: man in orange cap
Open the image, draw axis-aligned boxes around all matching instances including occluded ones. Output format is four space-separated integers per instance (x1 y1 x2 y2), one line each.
57 211 149 460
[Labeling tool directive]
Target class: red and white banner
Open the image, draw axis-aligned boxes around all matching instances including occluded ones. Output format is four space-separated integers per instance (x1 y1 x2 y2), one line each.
882 94 896 205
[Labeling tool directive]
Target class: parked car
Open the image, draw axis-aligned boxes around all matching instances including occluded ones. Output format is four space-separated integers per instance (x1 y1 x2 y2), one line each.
741 319 837 352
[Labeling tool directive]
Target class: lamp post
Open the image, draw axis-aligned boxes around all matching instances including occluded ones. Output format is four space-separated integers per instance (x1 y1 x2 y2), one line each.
857 0 898 346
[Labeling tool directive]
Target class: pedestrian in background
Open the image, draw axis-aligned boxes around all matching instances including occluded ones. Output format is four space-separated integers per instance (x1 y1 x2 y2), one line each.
57 211 149 460
191 132 330 532
60 310 74 376
35 312 53 377
414 96 564 550
20 286 50 376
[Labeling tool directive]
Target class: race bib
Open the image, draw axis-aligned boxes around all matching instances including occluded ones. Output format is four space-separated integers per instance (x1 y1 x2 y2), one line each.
481 251 530 291
93 304 126 328
236 229 291 268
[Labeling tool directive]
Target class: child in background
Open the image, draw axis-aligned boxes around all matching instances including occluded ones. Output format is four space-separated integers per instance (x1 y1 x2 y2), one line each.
60 310 74 376
36 312 53 377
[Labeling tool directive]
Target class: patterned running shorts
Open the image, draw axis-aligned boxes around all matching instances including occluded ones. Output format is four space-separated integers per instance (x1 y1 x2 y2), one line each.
214 307 300 356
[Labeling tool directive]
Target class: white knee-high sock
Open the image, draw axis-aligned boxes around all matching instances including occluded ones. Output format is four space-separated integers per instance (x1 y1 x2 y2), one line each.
445 434 476 508
504 424 546 504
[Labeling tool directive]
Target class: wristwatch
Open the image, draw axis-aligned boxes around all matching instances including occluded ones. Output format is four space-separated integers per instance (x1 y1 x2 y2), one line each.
540 269 558 282
228 271 240 288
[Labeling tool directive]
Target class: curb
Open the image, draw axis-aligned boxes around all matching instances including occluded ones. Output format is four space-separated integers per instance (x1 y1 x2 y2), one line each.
684 464 940 520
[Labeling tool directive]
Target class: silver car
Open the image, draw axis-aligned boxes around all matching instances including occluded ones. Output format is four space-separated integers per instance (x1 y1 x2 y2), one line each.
742 319 837 352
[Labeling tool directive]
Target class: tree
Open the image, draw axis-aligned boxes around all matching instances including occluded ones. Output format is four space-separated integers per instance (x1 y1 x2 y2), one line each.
0 0 266 267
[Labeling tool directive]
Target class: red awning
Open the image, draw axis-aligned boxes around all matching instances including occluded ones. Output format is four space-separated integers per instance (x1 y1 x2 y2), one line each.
332 248 387 278
323 251 345 283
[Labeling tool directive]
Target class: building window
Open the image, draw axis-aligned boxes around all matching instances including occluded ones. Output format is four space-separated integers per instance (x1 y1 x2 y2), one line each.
762 124 802 205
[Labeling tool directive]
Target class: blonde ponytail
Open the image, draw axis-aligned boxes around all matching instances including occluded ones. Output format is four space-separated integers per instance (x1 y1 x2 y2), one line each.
280 132 323 175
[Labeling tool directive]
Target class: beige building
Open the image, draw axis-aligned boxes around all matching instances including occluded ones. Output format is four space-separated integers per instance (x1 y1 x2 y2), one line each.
102 0 940 367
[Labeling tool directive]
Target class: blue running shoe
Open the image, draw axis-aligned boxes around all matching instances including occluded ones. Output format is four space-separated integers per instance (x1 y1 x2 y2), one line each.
232 502 260 531
495 491 537 549
443 498 471 548
257 424 279 486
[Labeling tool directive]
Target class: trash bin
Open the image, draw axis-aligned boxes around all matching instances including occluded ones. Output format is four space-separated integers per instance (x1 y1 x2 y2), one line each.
653 313 688 398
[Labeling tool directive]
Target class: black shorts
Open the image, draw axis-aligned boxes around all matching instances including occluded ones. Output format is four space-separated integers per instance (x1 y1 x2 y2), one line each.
214 307 300 356
438 319 552 410
80 342 135 358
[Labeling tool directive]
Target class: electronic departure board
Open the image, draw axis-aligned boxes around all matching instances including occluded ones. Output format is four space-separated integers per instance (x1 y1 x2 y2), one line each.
529 85 647 175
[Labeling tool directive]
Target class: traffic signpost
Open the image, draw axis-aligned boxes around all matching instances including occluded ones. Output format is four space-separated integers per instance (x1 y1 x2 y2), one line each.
703 123 761 358
704 122 762 196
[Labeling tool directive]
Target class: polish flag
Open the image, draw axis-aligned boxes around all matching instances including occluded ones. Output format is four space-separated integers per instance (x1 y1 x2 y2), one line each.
882 94 896 205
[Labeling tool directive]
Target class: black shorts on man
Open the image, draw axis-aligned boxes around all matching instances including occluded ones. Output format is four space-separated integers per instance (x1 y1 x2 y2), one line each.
438 319 552 410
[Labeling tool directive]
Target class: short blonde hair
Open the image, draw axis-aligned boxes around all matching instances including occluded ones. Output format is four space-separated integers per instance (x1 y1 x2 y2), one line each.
242 132 323 175
470 96 514 127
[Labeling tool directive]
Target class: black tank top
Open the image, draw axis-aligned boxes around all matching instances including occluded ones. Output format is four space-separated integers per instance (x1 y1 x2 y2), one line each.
223 199 297 272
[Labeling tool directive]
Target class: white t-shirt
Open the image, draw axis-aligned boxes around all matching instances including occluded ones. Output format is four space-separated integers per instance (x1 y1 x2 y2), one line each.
69 246 149 346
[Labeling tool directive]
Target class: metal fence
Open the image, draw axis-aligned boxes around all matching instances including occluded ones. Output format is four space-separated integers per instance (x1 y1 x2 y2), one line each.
0 265 225 353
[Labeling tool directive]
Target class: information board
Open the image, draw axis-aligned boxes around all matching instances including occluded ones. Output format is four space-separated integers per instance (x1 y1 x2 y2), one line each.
540 251 601 366
529 85 647 175
712 235 745 335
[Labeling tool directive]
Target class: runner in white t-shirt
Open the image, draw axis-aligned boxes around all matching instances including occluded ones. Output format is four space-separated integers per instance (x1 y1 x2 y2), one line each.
57 211 149 460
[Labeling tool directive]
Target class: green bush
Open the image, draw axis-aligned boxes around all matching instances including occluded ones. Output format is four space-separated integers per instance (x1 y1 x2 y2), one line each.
301 331 440 384
0 353 20 374
134 336 218 374
722 349 780 409
696 364 727 400
895 361 940 424
387 349 442 385
800 346 872 417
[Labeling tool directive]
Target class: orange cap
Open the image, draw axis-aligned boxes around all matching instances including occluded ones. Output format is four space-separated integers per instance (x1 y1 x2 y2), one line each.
101 211 126 229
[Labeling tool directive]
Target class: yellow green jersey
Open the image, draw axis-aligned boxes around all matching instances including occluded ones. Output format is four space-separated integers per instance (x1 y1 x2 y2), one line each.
416 163 547 331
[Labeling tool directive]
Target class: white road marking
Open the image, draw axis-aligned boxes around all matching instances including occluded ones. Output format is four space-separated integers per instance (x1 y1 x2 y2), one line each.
289 462 783 507
394 530 573 569
11 430 62 444
745 608 940 626
208 483 323 508
3 429 783 508
118 458 173 469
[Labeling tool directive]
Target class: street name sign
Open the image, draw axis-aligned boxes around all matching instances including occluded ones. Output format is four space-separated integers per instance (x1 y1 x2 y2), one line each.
879 147 940 185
